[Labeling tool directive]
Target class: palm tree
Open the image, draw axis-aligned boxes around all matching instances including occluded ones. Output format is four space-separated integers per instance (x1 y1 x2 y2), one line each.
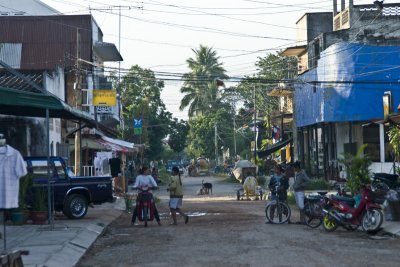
180 45 228 117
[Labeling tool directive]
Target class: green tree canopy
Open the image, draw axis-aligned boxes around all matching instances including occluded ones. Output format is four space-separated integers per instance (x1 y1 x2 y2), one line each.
180 45 228 117
120 65 172 160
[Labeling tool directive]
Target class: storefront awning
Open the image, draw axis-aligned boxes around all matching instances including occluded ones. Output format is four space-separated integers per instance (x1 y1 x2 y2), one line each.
96 136 138 153
69 137 138 153
0 86 96 126
257 138 292 158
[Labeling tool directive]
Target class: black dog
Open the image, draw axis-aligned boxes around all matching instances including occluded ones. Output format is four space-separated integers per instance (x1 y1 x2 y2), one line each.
202 180 213 195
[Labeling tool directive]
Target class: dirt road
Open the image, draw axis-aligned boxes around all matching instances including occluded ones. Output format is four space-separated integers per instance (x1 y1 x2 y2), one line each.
78 176 400 267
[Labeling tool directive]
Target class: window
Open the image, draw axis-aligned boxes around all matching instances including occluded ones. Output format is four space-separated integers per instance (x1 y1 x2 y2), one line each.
30 160 50 176
362 124 394 162
363 124 380 162
54 160 66 179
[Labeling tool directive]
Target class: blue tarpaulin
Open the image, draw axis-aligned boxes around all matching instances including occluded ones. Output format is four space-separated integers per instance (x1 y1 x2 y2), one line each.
295 42 400 127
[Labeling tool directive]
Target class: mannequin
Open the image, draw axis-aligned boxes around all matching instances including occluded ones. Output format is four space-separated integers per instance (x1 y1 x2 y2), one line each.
0 133 27 251
0 134 28 209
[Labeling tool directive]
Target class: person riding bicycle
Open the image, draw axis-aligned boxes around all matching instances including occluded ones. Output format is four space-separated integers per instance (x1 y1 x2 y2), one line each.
267 164 290 222
131 166 161 226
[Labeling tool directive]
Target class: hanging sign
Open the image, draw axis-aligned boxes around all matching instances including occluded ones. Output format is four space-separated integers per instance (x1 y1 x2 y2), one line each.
93 90 117 106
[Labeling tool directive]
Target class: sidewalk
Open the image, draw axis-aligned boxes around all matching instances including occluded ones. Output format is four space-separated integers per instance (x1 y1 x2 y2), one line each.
1 192 400 267
1 197 125 267
381 220 400 237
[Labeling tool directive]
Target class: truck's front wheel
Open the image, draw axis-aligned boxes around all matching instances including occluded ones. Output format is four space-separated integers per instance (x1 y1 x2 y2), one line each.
63 194 88 219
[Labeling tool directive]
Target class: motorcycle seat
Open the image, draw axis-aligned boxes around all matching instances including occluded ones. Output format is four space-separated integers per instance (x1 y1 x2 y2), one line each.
374 173 399 182
331 195 355 207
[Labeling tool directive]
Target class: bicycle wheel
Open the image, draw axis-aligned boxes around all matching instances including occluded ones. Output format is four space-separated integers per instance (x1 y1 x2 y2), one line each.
303 201 323 228
266 202 291 224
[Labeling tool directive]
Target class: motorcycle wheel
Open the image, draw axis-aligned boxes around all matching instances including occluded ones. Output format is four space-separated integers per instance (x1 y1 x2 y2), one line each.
322 210 339 232
143 207 148 227
303 202 323 228
361 208 383 232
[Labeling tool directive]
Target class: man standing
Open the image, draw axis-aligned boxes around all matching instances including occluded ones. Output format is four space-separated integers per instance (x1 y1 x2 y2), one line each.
292 161 310 224
109 152 122 193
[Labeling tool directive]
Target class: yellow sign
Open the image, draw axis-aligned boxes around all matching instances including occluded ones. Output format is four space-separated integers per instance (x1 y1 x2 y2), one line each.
92 90 116 106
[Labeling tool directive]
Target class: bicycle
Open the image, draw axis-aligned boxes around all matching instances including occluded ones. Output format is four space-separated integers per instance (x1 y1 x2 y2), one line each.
265 185 291 224
303 192 327 228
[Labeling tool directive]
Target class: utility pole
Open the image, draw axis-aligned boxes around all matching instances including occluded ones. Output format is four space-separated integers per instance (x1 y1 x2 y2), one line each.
215 123 218 166
253 84 257 163
74 28 82 175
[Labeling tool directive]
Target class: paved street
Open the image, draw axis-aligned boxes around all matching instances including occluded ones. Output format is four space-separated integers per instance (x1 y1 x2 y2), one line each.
1 175 400 267
78 176 400 267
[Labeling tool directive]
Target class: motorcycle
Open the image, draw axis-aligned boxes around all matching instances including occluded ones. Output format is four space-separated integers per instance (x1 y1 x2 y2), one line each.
322 184 385 233
134 186 156 227
372 173 399 191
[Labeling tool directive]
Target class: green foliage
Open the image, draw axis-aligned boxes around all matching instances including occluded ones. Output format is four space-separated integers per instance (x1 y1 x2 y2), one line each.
257 176 266 187
19 173 33 210
305 178 331 190
157 167 170 184
119 65 173 161
168 119 189 154
33 187 47 211
180 45 228 117
339 144 372 195
388 125 400 170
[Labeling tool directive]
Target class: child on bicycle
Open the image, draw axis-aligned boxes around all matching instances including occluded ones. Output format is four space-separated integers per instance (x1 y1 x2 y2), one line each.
267 164 290 222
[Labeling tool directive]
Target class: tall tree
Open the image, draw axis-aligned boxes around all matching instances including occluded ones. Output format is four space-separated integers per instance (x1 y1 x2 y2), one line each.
120 65 172 160
168 118 189 156
180 45 228 117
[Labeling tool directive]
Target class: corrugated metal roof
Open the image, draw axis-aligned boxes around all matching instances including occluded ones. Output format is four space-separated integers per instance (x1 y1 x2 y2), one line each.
0 70 43 93
0 43 22 68
0 15 94 70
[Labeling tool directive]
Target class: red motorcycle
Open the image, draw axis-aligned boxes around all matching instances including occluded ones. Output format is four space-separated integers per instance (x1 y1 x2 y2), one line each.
135 186 156 227
322 184 385 233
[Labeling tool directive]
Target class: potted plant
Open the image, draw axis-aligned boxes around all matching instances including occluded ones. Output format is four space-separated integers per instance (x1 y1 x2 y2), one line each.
339 144 371 196
31 186 48 224
11 174 33 225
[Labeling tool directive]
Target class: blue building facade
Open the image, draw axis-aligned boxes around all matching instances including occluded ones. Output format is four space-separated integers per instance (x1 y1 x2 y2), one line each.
295 42 400 127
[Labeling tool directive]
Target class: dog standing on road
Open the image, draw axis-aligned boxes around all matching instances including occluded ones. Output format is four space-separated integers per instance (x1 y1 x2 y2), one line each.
201 180 213 195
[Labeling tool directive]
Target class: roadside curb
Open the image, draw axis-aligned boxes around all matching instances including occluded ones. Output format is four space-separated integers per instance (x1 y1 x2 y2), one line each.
43 210 123 267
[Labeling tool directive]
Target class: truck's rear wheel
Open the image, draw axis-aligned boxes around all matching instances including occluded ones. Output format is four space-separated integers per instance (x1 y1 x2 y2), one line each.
63 194 88 219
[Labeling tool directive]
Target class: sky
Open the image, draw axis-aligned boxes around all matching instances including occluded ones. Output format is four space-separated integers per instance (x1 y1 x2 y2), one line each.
37 0 386 120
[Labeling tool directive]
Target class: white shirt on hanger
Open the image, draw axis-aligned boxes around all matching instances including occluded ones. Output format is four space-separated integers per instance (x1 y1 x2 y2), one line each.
0 145 28 209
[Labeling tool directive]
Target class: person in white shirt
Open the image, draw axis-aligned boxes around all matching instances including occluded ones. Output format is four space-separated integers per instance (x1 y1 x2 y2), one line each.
133 166 158 190
131 166 161 226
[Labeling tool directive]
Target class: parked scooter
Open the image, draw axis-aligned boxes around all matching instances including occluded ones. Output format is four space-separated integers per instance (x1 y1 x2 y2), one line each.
134 186 156 227
372 173 399 191
322 184 385 233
